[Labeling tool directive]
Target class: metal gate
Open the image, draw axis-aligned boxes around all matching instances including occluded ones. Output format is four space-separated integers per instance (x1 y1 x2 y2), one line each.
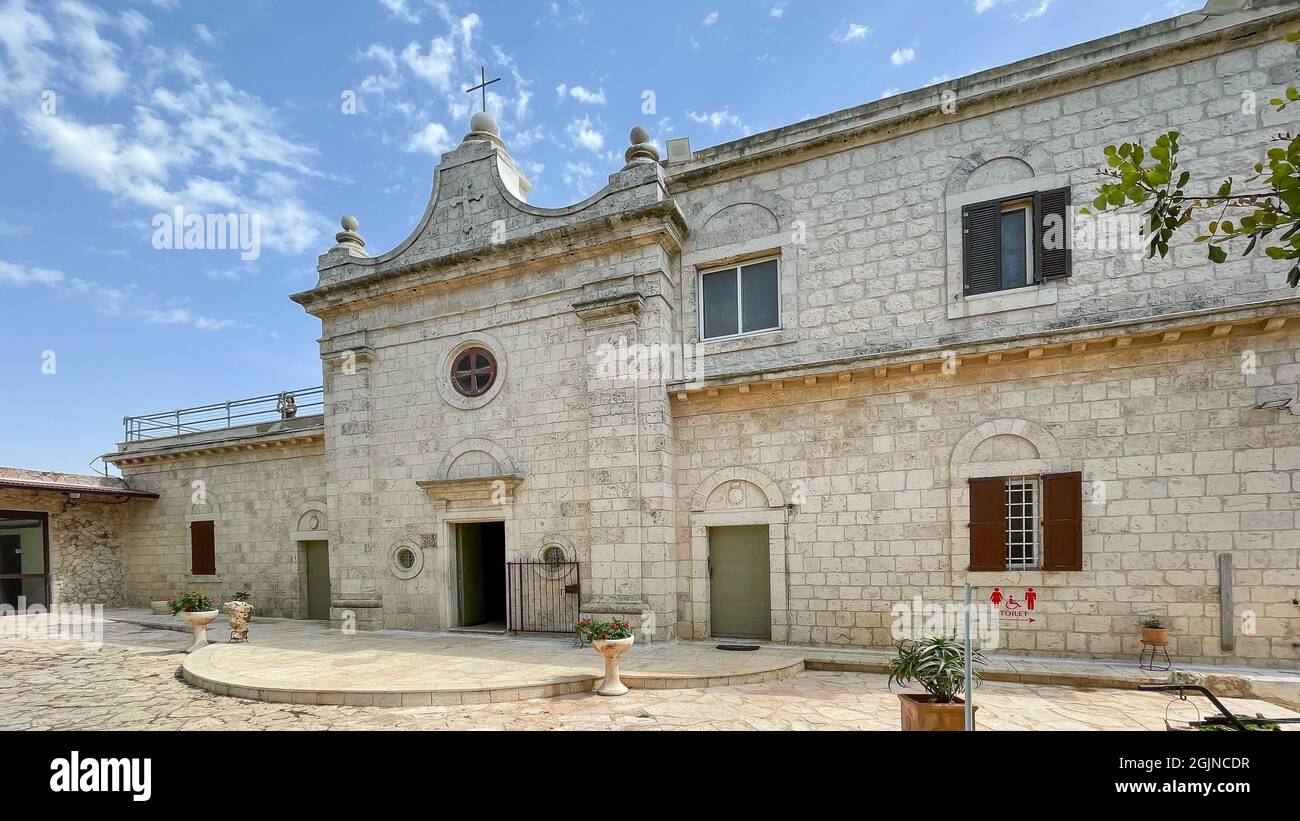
501 558 579 633
506 559 580 633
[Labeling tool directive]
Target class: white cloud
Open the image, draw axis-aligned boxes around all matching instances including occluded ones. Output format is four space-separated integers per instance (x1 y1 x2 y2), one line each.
194 23 215 44
565 114 605 153
832 22 871 43
890 47 916 66
973 0 1055 20
1014 0 1055 20
378 0 421 23
769 2 789 18
405 121 453 155
0 259 235 331
702 11 719 26
686 109 751 135
562 160 595 189
556 83 606 105
57 0 128 98
402 38 457 91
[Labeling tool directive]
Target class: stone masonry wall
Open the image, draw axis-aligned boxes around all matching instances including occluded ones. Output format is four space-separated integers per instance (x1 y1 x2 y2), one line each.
117 441 326 618
673 326 1300 667
0 489 130 607
671 32 1300 378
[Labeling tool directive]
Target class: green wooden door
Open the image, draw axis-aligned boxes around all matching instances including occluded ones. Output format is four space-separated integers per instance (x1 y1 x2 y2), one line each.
304 541 330 620
709 525 771 640
457 524 485 626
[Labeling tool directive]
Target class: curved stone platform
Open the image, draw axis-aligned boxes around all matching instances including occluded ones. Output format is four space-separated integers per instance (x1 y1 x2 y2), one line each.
182 626 805 706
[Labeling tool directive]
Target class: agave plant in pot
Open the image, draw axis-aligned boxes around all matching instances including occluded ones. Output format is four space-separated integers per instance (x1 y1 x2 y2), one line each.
575 617 634 696
887 634 986 731
168 591 218 653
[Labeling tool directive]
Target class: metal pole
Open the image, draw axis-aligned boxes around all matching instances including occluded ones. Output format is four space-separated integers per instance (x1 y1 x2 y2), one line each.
964 583 974 731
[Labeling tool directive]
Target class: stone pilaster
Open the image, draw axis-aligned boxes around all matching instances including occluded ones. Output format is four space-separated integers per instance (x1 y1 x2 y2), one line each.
321 336 382 630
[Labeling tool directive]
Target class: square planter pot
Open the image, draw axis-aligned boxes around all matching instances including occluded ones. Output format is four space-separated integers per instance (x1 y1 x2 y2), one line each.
898 693 976 731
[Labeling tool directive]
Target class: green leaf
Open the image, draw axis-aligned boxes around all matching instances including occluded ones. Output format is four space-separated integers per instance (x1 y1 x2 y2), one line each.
1208 245 1228 264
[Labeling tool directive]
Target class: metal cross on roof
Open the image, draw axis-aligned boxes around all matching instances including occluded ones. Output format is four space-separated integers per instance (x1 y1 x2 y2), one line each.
465 66 501 114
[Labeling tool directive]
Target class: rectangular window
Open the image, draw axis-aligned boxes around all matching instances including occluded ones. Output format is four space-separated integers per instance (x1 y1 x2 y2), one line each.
967 472 1083 572
962 186 1072 296
999 200 1033 291
190 520 216 576
1005 476 1040 570
699 258 780 340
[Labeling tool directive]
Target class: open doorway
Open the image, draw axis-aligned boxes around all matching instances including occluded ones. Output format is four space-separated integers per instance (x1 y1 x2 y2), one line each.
0 511 49 610
456 521 505 631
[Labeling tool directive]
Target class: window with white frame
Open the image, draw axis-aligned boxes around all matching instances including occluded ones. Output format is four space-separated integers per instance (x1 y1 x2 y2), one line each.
699 258 780 340
1005 476 1040 570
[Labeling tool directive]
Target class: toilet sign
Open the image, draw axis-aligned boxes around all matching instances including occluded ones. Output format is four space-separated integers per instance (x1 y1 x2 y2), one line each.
990 586 1037 624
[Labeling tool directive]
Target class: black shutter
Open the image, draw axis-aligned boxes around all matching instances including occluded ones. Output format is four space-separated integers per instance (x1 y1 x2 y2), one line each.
1035 186 1072 282
967 477 1007 572
190 520 216 576
1041 472 1083 571
962 199 1002 296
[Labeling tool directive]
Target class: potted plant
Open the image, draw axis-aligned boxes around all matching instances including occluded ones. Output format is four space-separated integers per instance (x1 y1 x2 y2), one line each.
222 591 254 642
168 591 218 653
887 635 986 731
1140 616 1168 646
575 617 635 696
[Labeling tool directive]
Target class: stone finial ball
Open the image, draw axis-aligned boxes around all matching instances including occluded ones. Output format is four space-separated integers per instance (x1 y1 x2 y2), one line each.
629 125 650 145
340 214 359 231
470 111 498 135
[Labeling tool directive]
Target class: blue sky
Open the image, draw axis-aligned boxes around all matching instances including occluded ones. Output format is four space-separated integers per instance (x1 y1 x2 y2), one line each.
0 0 1201 474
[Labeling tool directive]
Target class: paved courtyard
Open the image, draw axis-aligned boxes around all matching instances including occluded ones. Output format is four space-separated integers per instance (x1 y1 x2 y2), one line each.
1 618 1296 731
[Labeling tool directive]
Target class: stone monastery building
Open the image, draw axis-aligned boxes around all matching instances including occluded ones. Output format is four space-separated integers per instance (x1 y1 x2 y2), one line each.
3 7 1299 667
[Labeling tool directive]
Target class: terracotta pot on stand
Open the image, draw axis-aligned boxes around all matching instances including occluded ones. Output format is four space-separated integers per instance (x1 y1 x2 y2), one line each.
592 636 635 696
178 610 220 653
897 693 976 731
1141 626 1169 646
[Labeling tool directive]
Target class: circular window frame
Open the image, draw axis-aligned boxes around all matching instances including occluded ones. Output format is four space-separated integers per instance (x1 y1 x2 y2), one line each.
437 336 507 411
389 540 425 580
451 346 498 398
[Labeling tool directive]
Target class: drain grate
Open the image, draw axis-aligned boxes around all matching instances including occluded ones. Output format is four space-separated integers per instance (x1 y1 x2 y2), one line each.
715 644 760 652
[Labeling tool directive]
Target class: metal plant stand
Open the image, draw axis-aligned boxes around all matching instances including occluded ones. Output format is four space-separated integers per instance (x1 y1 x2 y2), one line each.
1139 641 1171 671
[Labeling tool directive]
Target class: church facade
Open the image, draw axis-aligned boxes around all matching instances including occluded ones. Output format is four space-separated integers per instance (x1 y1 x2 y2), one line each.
79 8 1300 667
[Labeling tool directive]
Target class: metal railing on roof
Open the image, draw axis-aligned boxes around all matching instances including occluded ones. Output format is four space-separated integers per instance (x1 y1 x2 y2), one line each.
122 387 323 442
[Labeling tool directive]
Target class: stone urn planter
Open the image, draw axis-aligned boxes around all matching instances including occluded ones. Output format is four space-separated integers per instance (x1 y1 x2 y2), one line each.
149 601 171 615
222 601 253 643
898 694 977 731
593 636 635 696
576 618 636 697
178 610 220 653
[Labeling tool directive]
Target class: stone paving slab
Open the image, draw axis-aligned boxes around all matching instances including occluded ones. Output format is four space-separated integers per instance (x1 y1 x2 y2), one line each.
3 617 1298 731
96 609 1300 710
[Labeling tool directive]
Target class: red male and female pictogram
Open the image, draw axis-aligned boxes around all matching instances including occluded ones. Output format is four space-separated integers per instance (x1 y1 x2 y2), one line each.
990 586 1036 611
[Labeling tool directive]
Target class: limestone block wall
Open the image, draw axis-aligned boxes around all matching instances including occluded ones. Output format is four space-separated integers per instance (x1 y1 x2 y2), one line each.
673 326 1300 667
116 440 326 618
670 30 1300 378
0 489 131 607
317 240 680 635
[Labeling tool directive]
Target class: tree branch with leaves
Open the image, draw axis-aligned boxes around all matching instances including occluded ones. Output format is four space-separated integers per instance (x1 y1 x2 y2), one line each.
1082 32 1300 287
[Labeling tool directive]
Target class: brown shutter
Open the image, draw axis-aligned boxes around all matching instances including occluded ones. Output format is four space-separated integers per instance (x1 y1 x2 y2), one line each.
967 476 1007 572
190 520 216 576
1035 186 1072 282
1041 472 1083 571
962 199 1002 296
